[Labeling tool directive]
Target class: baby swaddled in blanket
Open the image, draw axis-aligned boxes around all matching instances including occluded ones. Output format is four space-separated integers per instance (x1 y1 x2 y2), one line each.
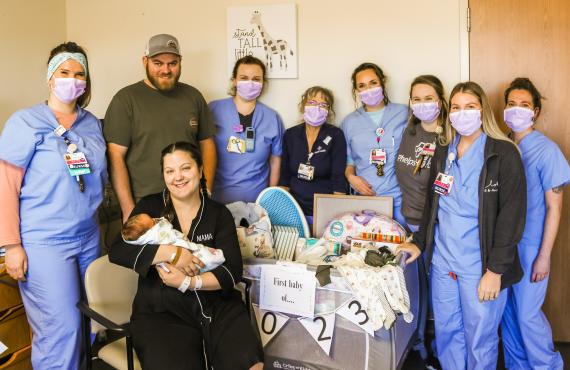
122 214 225 272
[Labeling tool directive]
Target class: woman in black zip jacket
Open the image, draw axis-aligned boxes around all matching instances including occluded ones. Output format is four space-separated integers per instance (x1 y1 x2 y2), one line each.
109 142 263 370
397 81 525 370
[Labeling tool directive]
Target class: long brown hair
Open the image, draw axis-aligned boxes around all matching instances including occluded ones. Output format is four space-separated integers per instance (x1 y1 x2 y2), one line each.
407 75 449 146
350 62 390 106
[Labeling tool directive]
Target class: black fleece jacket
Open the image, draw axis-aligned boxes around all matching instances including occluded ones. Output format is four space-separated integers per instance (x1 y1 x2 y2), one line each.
412 136 525 289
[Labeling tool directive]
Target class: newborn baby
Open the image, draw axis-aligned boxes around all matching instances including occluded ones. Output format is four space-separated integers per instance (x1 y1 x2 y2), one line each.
122 214 225 272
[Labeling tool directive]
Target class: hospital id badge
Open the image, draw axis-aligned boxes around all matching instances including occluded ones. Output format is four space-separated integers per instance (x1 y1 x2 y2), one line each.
369 148 387 165
421 143 436 156
433 172 454 196
298 163 315 181
227 136 246 154
64 152 91 176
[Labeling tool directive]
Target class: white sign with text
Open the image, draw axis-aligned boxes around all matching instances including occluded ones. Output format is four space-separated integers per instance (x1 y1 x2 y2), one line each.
260 265 316 317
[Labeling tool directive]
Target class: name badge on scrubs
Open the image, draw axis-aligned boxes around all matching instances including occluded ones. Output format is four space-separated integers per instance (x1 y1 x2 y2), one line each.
369 148 386 165
64 152 91 176
433 172 454 196
233 124 244 133
227 136 246 154
298 163 315 181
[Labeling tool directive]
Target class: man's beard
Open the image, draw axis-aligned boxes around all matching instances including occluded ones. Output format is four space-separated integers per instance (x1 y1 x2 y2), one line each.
146 67 180 92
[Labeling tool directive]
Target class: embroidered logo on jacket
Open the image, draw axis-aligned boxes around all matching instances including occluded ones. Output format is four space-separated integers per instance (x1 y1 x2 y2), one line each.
196 233 213 242
484 179 499 193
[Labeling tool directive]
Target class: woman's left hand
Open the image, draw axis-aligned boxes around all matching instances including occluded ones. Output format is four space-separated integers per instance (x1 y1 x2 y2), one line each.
156 263 186 289
531 254 550 282
477 270 501 302
395 243 421 264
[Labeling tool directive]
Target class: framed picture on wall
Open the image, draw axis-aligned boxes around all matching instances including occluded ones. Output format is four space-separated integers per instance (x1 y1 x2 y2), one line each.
227 4 297 79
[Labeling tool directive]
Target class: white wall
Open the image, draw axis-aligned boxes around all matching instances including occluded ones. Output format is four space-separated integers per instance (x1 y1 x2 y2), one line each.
0 0 67 128
66 0 467 126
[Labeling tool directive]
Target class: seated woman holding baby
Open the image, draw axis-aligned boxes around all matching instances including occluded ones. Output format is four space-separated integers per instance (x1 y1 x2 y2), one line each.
109 141 263 370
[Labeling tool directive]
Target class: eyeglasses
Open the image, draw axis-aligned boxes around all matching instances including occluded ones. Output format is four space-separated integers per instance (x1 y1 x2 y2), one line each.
306 100 330 109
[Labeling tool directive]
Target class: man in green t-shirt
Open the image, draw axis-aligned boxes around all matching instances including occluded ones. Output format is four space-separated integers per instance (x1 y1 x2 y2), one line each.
104 34 217 222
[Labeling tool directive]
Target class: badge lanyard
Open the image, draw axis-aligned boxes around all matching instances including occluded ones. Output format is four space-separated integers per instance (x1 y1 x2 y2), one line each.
54 125 88 192
433 149 456 196
413 141 437 175
298 135 331 181
372 126 392 177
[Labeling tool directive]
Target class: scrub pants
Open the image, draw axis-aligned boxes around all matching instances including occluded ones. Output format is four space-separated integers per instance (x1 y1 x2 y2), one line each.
430 263 507 370
19 230 100 370
501 243 564 370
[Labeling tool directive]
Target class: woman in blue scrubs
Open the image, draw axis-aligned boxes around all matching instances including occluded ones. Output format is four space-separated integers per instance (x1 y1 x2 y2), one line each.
397 81 526 370
0 42 107 369
500 78 568 370
210 56 284 204
279 86 347 220
341 62 408 225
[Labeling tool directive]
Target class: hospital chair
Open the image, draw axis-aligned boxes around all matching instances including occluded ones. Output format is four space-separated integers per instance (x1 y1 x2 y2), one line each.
77 255 141 370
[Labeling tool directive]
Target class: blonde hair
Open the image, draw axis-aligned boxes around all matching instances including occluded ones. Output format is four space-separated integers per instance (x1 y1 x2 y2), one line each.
445 81 514 146
298 86 335 123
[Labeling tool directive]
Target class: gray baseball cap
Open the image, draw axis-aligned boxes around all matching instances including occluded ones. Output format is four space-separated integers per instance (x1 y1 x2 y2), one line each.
145 34 181 57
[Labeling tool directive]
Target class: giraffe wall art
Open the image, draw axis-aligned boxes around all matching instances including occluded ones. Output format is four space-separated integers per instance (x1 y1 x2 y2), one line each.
250 10 294 70
227 4 297 78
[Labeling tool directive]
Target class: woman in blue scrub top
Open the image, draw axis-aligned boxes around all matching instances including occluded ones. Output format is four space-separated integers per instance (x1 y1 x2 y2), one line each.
341 62 408 225
500 78 568 370
397 81 526 370
0 42 107 369
279 86 347 219
210 56 284 204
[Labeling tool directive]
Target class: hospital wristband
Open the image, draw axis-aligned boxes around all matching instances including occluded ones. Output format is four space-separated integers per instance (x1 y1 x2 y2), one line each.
170 247 182 265
178 276 191 293
192 275 203 290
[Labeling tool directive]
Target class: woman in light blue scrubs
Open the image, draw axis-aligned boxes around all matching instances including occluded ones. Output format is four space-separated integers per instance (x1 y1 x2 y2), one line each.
341 62 408 225
0 42 107 369
501 78 568 370
210 56 284 204
398 81 526 370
